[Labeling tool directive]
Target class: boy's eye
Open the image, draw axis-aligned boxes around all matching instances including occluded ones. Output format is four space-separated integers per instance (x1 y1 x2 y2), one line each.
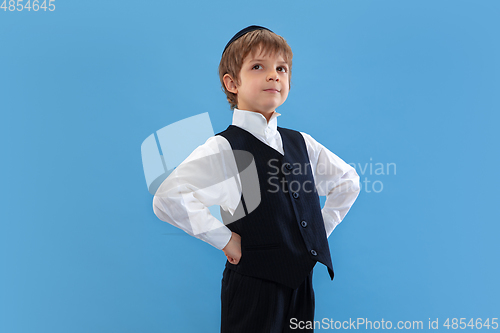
277 66 288 73
252 64 263 70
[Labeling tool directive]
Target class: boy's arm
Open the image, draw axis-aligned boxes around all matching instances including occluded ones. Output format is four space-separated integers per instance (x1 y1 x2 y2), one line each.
222 232 241 264
301 132 361 237
152 136 242 250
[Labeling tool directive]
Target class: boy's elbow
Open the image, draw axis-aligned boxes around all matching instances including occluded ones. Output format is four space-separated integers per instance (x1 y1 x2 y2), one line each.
152 194 166 218
348 168 361 194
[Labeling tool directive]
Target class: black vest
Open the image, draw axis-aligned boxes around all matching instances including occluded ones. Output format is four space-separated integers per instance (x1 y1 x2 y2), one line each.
216 125 334 289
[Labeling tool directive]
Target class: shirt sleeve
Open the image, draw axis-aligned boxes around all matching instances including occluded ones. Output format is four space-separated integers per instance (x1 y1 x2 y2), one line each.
301 132 361 237
152 135 242 250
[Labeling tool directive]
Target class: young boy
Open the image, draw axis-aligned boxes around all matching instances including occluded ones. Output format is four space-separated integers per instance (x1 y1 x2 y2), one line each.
153 25 360 332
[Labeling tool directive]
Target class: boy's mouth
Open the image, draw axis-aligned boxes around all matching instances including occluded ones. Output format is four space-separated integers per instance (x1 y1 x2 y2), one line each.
264 88 280 93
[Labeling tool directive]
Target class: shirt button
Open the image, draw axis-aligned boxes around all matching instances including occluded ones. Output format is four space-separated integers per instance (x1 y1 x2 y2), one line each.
310 250 317 256
292 192 299 199
285 163 292 170
301 220 308 228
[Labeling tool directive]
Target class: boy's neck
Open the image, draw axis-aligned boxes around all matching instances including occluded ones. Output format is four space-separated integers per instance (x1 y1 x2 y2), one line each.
250 110 274 123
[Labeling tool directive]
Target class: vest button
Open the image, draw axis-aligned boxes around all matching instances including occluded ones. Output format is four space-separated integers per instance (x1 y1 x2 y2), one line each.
310 250 317 256
284 163 292 170
292 192 299 199
301 220 308 227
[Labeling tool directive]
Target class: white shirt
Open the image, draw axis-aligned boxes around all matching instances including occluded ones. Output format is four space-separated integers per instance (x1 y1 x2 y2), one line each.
152 109 360 250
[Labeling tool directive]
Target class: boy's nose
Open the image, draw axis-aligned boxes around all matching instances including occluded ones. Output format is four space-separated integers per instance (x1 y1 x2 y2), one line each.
267 71 279 81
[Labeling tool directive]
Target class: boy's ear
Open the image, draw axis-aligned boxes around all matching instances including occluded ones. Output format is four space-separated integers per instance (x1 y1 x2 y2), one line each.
223 74 238 94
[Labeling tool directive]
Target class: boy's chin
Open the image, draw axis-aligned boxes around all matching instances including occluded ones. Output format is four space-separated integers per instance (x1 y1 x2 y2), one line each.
239 106 276 113
258 103 285 114
252 109 278 115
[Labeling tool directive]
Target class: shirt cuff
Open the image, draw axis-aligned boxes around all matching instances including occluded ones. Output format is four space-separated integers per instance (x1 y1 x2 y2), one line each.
198 224 233 250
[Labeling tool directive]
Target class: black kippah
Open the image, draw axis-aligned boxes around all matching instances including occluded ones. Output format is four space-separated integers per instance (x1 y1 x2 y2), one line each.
222 25 273 56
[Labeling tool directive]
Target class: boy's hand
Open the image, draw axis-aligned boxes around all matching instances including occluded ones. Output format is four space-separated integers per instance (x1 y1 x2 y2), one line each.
222 232 241 265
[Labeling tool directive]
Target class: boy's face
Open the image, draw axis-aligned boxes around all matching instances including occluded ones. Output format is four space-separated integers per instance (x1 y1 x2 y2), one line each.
225 46 290 118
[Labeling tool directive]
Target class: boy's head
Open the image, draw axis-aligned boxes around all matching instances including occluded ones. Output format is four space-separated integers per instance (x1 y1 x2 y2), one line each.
219 26 293 115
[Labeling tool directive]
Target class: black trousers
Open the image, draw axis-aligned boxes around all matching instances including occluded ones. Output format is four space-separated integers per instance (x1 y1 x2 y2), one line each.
220 267 315 333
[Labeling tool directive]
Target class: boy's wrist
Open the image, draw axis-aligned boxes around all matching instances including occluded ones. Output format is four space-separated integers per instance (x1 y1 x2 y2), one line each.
222 233 233 251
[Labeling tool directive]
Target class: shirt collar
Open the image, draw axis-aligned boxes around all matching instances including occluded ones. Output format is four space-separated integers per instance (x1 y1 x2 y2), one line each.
232 108 281 137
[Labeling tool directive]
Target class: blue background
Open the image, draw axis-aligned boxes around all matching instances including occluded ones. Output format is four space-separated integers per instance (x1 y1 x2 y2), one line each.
1 0 499 332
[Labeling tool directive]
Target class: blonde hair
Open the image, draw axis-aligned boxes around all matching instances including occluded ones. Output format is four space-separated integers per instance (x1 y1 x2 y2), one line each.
218 29 293 109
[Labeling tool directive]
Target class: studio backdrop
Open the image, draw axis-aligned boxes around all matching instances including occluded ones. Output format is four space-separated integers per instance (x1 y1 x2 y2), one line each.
1 1 499 332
